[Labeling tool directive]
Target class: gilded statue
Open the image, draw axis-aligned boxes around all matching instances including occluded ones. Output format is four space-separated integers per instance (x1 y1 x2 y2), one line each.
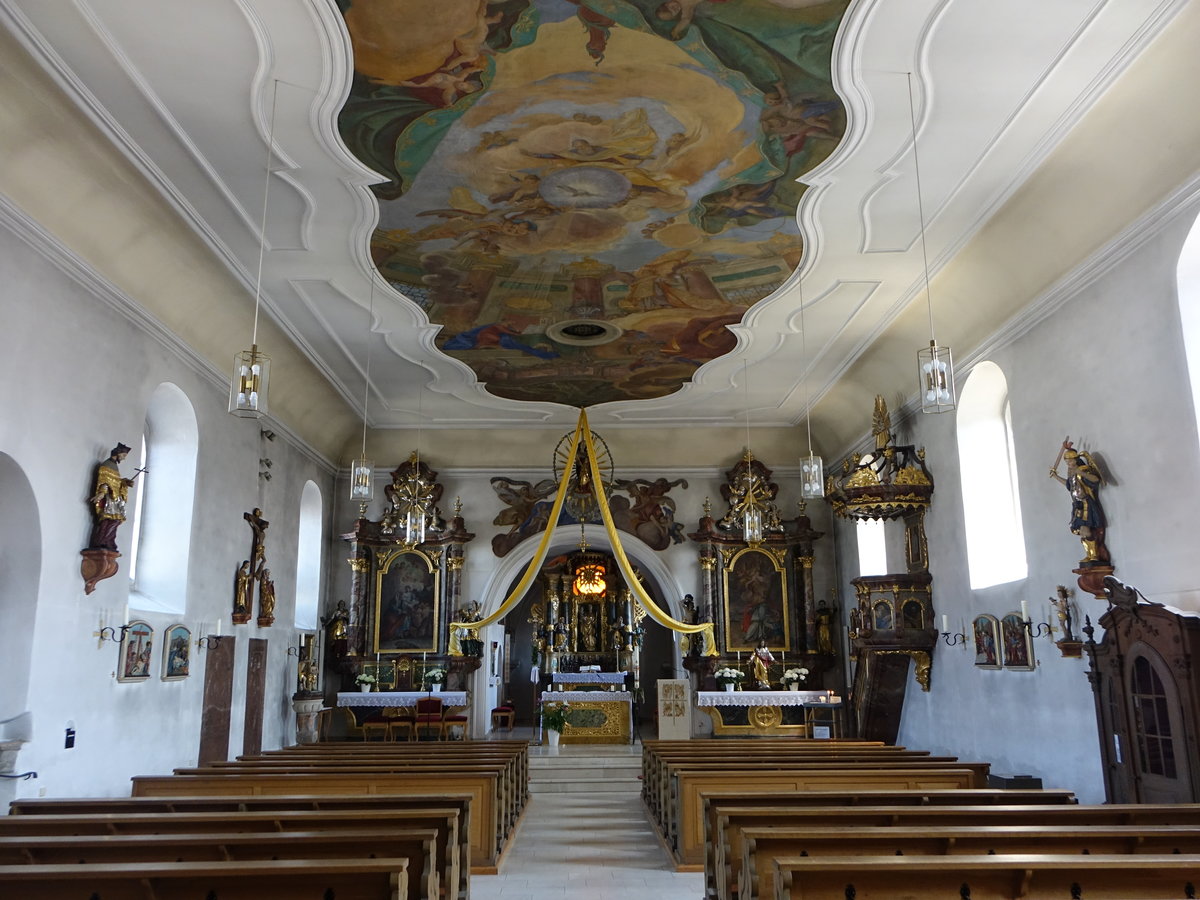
87 443 142 552
815 600 834 655
1050 439 1108 563
258 567 276 625
233 560 252 616
581 608 598 651
325 599 349 639
752 639 774 689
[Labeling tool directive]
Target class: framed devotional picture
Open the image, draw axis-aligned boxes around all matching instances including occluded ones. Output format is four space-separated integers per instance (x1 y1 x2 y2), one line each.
374 548 440 654
721 547 790 653
117 621 154 682
972 614 1000 670
161 624 191 681
1001 611 1035 670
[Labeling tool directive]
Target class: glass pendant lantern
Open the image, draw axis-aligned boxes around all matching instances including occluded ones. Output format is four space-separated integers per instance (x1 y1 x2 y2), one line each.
349 457 374 502
229 345 271 417
800 451 824 499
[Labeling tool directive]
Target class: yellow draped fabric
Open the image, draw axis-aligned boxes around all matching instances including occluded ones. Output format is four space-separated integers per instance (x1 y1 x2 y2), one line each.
449 408 716 656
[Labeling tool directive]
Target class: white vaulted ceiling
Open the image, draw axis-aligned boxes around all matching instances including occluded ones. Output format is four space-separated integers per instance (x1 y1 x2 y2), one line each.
0 0 1190 457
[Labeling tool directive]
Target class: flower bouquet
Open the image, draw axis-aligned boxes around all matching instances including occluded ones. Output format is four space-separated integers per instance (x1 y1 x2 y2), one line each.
781 667 810 690
355 673 376 692
541 701 574 734
714 667 744 691
423 667 448 689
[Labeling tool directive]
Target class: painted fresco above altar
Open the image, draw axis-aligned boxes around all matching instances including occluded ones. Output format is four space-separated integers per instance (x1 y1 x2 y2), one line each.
337 0 849 406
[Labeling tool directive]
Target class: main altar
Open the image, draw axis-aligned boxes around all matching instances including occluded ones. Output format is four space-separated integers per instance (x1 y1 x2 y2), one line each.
696 690 843 739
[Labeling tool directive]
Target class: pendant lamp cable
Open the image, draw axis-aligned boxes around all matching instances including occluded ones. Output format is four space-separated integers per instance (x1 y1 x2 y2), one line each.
360 277 374 458
742 358 752 455
250 79 279 348
906 71 937 345
799 277 813 456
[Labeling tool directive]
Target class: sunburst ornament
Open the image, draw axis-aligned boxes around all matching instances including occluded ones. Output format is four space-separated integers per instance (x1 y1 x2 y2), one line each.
553 429 614 523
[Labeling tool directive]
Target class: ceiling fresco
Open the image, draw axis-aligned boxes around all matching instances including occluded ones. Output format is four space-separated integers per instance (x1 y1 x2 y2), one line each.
337 0 850 407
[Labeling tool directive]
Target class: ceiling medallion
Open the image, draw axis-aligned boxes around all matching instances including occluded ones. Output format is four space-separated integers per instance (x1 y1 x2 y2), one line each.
545 319 624 347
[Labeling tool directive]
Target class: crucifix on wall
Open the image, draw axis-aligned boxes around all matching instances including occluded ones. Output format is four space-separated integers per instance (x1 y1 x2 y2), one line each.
232 507 271 625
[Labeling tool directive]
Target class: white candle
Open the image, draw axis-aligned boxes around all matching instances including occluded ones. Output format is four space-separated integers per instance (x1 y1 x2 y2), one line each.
216 618 222 636
737 651 741 662
1020 600 1030 622
941 614 950 633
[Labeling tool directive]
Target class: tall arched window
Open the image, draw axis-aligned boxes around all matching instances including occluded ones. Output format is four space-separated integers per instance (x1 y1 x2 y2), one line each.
856 518 888 576
129 383 198 614
294 480 323 629
957 362 1027 589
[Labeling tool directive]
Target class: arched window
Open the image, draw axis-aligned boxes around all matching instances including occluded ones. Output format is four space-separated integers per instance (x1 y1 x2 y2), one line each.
294 480 323 629
0 453 41 721
129 383 198 614
957 362 1027 589
856 518 887 576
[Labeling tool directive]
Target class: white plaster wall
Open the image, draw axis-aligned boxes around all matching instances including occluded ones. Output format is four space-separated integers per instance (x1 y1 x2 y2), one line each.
879 202 1200 804
0 215 336 799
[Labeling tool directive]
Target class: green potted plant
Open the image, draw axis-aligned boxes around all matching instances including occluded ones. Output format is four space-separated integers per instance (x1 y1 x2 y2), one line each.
541 701 573 747
424 667 447 692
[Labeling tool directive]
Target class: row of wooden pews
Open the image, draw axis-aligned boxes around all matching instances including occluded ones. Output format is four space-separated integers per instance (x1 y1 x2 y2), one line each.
0 739 529 899
643 738 1200 900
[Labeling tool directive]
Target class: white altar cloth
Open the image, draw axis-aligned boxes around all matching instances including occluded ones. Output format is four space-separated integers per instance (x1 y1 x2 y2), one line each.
336 691 468 708
541 690 632 703
696 690 840 707
551 671 627 684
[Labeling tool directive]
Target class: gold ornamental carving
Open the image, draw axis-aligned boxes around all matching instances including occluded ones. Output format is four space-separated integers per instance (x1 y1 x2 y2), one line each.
348 556 369 573
446 556 464 571
874 649 932 692
700 557 716 571
747 705 784 729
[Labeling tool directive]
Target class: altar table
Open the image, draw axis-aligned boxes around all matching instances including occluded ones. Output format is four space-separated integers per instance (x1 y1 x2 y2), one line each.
337 691 471 738
696 690 844 738
540 690 633 745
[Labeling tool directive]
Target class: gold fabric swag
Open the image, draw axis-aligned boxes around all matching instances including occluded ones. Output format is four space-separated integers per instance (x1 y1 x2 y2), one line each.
449 408 716 656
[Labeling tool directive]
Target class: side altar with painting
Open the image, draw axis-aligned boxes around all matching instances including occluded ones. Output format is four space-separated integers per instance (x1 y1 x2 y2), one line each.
325 455 483 723
686 453 839 737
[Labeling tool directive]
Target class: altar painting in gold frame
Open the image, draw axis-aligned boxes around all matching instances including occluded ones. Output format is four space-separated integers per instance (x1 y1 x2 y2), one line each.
722 547 790 653
374 548 440 654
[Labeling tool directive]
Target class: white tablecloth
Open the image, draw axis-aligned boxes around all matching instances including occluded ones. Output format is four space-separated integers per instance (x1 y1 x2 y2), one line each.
541 690 632 703
696 690 841 707
336 691 468 708
551 671 627 684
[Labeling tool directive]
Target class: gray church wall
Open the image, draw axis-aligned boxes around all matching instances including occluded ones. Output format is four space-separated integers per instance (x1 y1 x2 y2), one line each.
859 199 1200 804
0 212 337 799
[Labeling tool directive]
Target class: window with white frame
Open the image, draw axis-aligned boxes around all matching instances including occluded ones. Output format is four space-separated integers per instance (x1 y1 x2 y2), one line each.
129 383 198 614
956 361 1027 589
294 480 323 629
1178 210 1200 444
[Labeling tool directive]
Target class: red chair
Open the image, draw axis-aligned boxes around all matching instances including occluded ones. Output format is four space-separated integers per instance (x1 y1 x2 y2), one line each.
414 697 444 741
443 709 469 740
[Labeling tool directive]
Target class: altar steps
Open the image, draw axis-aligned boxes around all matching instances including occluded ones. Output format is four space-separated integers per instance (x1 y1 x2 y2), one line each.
528 745 643 794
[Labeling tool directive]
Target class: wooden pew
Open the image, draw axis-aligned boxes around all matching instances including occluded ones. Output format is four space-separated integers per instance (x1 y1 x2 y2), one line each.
0 806 466 900
771 853 1200 900
0 828 439 900
671 765 985 866
0 857 410 900
703 790 1079 900
644 746 929 821
741 824 1200 900
129 772 506 873
179 759 521 836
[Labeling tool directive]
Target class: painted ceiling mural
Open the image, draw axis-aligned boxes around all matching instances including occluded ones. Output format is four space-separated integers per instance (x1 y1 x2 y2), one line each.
337 0 850 406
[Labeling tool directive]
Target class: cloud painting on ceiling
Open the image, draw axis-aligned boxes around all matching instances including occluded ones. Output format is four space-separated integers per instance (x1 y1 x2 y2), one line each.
338 0 849 406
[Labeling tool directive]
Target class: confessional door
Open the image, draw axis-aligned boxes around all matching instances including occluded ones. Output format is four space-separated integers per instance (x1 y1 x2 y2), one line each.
1088 599 1200 804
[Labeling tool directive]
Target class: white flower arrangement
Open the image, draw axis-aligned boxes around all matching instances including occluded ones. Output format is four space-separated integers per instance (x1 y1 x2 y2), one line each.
355 673 376 685
781 667 810 684
423 667 448 684
714 667 745 685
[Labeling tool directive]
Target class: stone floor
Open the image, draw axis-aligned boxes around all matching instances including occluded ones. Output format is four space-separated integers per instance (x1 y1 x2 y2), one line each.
471 732 703 899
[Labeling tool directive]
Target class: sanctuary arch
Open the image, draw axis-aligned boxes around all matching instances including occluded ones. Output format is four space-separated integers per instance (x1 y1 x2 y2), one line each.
475 523 686 728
